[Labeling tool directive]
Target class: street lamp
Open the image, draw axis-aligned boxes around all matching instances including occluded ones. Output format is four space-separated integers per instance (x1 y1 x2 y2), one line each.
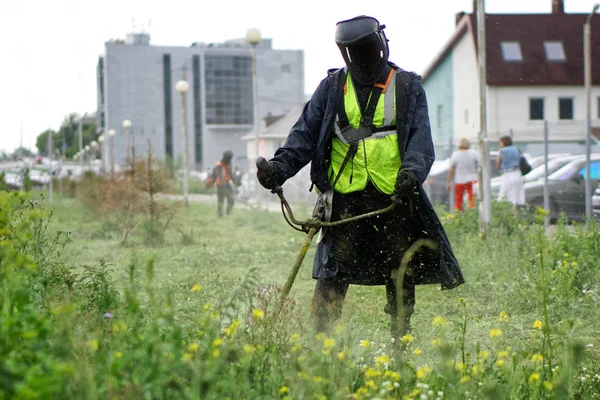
122 119 132 163
584 3 599 221
246 27 262 203
108 129 116 177
175 79 190 207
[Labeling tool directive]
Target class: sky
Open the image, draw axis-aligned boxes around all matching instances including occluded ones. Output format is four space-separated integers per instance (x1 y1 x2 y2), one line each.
0 0 597 153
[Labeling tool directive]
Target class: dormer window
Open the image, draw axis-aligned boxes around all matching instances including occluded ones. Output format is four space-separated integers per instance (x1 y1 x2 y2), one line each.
500 41 523 62
544 41 566 62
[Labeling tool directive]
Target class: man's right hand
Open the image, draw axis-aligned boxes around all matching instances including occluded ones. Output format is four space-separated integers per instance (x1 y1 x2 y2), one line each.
256 158 279 190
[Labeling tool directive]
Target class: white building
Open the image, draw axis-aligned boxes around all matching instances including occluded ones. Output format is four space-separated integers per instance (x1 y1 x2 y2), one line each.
422 0 600 158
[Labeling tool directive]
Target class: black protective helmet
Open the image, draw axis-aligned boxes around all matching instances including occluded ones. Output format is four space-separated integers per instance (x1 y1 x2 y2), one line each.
335 16 389 85
222 150 233 163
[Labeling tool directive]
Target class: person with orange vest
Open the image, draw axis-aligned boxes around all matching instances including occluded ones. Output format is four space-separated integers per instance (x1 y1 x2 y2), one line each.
213 150 235 217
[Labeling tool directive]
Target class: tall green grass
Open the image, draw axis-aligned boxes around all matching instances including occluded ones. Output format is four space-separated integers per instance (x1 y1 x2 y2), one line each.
1 192 599 399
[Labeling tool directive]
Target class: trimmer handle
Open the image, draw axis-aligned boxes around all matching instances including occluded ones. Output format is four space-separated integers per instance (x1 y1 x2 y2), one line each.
256 157 283 194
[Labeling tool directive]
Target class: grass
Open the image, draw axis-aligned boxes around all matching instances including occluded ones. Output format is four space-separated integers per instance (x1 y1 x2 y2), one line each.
2 191 600 399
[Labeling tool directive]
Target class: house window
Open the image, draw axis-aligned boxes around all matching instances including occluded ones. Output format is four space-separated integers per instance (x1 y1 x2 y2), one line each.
544 41 566 62
558 98 573 120
500 41 523 62
529 98 544 120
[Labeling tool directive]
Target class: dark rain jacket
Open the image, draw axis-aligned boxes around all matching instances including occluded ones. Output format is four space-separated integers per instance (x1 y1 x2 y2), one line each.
269 64 464 290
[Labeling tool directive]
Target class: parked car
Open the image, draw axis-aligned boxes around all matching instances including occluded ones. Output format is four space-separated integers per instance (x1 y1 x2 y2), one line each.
524 155 600 222
593 184 600 216
480 154 579 196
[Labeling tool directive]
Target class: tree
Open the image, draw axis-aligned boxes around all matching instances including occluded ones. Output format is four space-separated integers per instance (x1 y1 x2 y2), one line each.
35 113 98 158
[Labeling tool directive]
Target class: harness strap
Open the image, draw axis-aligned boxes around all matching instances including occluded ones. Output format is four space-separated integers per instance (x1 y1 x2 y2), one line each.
336 64 393 140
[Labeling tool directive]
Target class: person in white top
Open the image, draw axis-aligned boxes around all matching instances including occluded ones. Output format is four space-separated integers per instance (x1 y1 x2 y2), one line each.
447 137 479 211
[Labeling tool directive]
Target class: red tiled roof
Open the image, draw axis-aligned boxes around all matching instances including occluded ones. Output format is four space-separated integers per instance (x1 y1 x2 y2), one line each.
423 12 600 86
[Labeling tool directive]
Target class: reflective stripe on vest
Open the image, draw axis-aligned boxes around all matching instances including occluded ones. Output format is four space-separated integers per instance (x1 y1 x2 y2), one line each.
329 70 401 195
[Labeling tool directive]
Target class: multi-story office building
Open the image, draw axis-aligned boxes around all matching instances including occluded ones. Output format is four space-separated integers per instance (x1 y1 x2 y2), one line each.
96 32 304 172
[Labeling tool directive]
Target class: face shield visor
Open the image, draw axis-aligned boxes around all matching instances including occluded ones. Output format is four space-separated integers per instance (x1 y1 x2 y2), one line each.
335 16 389 85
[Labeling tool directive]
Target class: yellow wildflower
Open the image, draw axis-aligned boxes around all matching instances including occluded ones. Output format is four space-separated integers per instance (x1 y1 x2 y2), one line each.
290 333 300 341
211 349 220 358
355 387 368 395
489 328 503 338
472 365 480 376
431 338 443 347
563 253 569 257
365 380 377 390
413 348 422 356
297 371 309 380
212 338 224 347
291 343 302 353
531 353 544 363
543 381 554 390
182 352 193 361
335 324 346 334
337 351 346 360
210 311 219 318
87 339 98 352
375 355 391 365
323 338 336 349
203 303 211 310
384 370 401 381
252 309 265 320
115 352 122 359
243 344 255 354
533 320 543 330
478 350 490 360
432 315 447 327
571 261 578 267
359 340 370 348
401 333 414 344
279 386 289 395
495 359 505 367
460 375 471 384
529 372 540 384
365 368 382 378
188 343 200 353
498 351 509 359
499 311 508 322
191 284 202 292
416 366 431 379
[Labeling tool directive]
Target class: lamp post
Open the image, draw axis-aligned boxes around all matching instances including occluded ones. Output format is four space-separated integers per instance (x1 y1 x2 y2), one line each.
78 112 87 170
245 27 262 203
584 4 599 221
175 79 190 207
98 135 105 174
122 119 132 162
108 129 116 177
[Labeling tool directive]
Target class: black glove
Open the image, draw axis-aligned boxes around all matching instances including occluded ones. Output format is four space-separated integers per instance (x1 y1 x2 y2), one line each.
256 159 280 190
392 169 419 202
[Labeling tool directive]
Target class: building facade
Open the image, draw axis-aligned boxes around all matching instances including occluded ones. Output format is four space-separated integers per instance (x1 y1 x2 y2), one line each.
422 0 600 159
96 33 304 172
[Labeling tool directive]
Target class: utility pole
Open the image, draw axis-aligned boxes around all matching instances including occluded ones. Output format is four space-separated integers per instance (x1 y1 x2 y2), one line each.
477 0 491 238
584 5 598 221
543 121 550 228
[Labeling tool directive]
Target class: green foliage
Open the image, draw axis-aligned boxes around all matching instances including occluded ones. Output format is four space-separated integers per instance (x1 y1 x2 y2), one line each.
22 168 32 192
1 194 600 399
36 113 97 158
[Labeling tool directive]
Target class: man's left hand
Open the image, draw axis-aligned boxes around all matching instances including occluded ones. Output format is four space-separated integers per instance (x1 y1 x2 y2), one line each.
392 169 419 202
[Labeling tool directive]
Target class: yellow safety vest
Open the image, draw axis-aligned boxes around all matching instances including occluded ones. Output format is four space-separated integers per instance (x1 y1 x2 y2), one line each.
329 70 401 194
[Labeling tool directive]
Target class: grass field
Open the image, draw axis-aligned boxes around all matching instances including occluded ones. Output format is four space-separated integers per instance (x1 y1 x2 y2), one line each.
2 190 600 399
